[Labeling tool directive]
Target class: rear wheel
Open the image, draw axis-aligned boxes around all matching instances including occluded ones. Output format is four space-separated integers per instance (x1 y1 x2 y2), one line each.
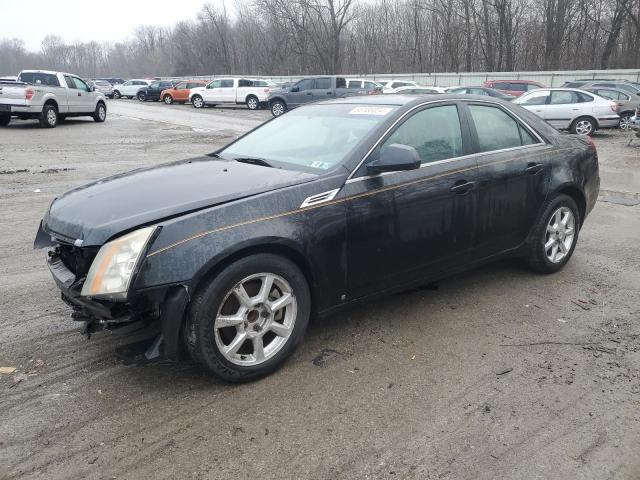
39 104 58 128
570 116 596 135
137 92 146 101
185 254 310 382
192 95 204 108
270 100 286 117
246 95 259 110
526 194 580 274
93 102 107 122
0 114 10 126
620 113 633 131
163 94 173 104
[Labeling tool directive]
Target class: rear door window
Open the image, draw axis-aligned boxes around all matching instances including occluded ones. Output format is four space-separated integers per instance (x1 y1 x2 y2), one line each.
469 104 537 152
550 91 578 104
314 78 332 89
238 79 252 87
520 90 550 105
220 79 234 88
347 80 361 89
509 83 528 92
378 104 463 164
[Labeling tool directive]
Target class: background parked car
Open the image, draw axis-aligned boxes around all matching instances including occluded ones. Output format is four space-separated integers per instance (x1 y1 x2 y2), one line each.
89 79 115 98
112 79 151 99
446 86 513 100
585 87 640 130
97 77 125 86
393 86 444 95
577 81 640 96
345 78 383 94
160 80 208 104
377 80 421 93
513 88 619 135
138 80 180 102
267 76 359 116
190 78 274 110
483 80 544 97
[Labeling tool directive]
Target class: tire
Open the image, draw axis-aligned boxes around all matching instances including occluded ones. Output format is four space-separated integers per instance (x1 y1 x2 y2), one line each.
93 102 107 122
126 96 133 99
526 194 580 274
58 115 66 123
163 94 173 105
246 95 259 110
113 90 121 99
185 254 311 382
0 114 10 126
619 113 633 131
570 116 596 136
137 92 146 102
192 95 204 108
39 104 58 128
270 100 286 117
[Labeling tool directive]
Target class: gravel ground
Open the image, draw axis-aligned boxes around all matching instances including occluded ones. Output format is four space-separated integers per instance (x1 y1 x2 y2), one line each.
1 100 639 480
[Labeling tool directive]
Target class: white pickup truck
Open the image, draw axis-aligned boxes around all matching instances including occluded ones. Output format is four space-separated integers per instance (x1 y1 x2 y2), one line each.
0 70 107 128
189 78 275 110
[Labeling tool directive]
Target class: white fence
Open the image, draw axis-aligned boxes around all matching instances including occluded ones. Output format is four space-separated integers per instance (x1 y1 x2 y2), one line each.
166 69 640 87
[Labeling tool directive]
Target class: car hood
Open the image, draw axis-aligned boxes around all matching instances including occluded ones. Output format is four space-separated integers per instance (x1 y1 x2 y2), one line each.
42 157 316 246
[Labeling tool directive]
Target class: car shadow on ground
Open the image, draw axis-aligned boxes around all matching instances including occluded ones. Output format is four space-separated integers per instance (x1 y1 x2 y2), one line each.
109 257 530 390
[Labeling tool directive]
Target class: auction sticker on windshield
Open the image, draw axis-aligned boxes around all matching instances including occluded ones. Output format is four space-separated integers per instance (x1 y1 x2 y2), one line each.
349 106 394 116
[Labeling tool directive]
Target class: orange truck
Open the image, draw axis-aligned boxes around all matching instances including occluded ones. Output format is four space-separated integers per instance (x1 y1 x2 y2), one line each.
160 80 208 104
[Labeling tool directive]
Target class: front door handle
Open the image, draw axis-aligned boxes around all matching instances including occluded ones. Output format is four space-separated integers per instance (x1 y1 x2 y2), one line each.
306 92 312 95
450 180 476 194
525 162 543 174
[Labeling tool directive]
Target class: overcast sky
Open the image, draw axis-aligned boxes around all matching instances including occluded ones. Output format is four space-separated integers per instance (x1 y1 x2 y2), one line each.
0 0 221 51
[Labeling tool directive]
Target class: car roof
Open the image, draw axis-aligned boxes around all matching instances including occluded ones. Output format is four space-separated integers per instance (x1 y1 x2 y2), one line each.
321 93 518 107
486 79 541 83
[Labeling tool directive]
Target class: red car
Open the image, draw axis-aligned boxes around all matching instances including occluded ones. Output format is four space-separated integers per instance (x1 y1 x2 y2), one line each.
483 80 545 97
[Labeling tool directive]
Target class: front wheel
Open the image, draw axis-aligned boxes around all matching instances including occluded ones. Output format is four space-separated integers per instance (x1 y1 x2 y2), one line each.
270 100 286 117
526 194 580 274
137 92 146 101
112 90 121 99
93 102 107 122
185 254 311 382
163 94 173 104
570 117 596 136
192 95 204 108
0 114 10 126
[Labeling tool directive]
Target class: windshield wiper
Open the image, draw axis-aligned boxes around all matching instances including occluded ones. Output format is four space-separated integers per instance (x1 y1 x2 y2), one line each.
234 157 275 168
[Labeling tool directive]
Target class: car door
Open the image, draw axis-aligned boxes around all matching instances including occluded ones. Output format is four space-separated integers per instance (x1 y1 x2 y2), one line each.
516 89 552 121
545 90 581 129
175 82 189 101
218 79 236 103
203 79 222 102
343 102 478 299
463 101 550 257
64 75 92 112
287 78 314 107
311 77 334 102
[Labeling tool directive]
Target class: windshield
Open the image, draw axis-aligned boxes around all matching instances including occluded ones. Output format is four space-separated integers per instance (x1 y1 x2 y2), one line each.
221 104 398 171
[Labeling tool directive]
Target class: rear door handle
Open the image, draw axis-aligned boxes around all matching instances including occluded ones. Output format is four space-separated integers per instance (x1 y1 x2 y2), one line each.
450 180 476 194
525 162 544 174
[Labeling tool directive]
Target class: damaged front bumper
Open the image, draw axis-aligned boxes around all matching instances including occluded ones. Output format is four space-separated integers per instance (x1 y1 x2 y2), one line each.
45 243 190 360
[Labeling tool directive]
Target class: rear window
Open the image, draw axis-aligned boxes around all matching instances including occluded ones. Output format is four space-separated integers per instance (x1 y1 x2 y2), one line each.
19 72 60 87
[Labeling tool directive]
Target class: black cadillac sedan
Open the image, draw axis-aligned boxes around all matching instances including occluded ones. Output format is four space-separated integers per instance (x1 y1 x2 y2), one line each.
35 95 600 381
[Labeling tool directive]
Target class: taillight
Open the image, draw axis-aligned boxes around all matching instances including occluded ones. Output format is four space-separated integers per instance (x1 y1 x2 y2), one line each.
25 88 34 100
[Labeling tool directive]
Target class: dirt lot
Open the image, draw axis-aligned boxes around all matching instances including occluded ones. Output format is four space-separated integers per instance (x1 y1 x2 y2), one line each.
1 100 639 480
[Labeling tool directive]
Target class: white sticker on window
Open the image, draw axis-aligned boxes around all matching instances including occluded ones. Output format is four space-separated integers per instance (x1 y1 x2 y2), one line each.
349 106 394 116
309 161 332 170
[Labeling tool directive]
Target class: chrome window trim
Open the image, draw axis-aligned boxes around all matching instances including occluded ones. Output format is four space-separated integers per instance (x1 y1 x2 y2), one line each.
346 98 546 183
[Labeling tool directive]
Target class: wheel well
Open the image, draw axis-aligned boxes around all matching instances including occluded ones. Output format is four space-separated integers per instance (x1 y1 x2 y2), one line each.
191 243 315 306
246 94 258 101
270 97 286 107
556 186 586 225
619 110 634 116
43 99 58 111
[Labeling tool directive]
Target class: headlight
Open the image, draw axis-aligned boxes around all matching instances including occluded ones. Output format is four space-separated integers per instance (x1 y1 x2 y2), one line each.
81 226 157 299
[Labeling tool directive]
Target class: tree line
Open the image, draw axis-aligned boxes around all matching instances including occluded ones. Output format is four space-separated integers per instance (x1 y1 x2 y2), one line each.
1 0 639 78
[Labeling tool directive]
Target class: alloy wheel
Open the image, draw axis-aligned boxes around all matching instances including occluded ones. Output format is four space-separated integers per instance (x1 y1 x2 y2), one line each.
164 95 172 104
574 119 593 135
247 97 258 110
620 115 632 131
47 109 57 126
214 273 297 366
272 102 284 116
98 105 106 121
544 207 575 263
193 96 203 108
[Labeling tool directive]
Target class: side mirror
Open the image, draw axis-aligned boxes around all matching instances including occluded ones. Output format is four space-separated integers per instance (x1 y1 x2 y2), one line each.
366 144 421 174
90 85 95 92
290 85 300 92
